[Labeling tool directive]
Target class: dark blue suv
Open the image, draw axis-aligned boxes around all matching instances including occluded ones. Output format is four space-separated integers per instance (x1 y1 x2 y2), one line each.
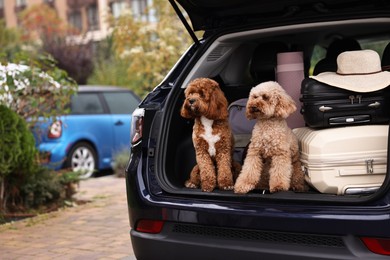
126 1 390 259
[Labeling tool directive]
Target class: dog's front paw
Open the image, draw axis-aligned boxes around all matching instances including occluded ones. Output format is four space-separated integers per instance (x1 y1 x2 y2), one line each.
218 178 234 191
234 183 254 194
291 182 309 192
201 183 216 192
269 184 289 193
219 184 234 191
185 180 199 189
233 171 257 194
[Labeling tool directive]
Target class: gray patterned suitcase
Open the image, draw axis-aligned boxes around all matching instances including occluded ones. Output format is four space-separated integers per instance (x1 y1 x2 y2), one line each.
228 98 256 163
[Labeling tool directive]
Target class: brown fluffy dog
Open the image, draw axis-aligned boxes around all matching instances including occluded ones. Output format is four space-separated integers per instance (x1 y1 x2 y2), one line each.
181 78 240 192
234 81 305 194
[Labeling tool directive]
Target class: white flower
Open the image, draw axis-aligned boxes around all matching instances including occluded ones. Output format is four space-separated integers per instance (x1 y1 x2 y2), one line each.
0 63 62 106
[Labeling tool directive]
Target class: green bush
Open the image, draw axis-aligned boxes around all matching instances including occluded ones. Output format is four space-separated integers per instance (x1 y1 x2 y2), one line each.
113 149 130 178
0 105 38 210
20 167 62 208
0 105 37 177
5 167 80 214
0 106 80 213
58 170 80 199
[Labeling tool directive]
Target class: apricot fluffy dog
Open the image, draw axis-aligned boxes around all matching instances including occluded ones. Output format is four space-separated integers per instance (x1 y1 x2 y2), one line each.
181 78 239 192
234 81 305 194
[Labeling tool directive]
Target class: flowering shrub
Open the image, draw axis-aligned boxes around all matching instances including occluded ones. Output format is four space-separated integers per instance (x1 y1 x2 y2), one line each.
0 54 78 214
0 55 77 125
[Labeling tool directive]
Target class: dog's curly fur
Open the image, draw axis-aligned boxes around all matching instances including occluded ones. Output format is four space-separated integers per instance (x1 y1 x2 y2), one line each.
234 81 306 194
181 78 240 192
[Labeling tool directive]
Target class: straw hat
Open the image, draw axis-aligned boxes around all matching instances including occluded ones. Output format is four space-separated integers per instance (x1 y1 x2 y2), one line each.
310 49 390 92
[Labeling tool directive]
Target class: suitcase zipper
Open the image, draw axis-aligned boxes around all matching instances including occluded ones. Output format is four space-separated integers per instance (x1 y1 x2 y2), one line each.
301 94 384 103
300 153 387 169
317 101 382 112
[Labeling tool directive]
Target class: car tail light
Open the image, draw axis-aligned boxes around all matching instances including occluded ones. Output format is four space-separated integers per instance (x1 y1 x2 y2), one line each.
361 237 390 255
135 219 164 234
48 120 62 139
130 108 145 145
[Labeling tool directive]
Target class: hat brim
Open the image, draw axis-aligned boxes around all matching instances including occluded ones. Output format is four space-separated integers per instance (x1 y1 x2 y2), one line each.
310 71 390 92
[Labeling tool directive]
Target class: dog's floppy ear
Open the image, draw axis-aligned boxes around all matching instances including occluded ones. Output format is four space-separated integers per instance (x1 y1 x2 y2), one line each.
180 88 193 119
206 80 229 120
180 101 192 118
275 89 296 119
245 103 257 120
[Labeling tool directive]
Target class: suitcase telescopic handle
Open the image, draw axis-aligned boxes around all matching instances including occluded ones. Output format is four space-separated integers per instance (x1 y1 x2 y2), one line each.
318 102 381 112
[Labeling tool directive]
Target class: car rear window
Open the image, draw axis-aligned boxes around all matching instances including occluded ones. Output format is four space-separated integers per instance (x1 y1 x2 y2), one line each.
103 92 139 114
71 93 104 114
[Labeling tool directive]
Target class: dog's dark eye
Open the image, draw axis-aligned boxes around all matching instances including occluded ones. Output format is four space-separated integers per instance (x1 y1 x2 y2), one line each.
199 91 204 98
262 94 269 101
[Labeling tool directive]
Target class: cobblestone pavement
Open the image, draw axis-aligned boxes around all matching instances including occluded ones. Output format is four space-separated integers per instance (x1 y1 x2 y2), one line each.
0 175 136 260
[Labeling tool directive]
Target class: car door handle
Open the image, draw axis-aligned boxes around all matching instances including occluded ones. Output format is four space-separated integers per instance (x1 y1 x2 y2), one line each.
115 120 124 126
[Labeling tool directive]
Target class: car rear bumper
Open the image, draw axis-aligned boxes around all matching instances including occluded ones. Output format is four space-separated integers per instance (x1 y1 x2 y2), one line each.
38 142 68 170
130 222 387 260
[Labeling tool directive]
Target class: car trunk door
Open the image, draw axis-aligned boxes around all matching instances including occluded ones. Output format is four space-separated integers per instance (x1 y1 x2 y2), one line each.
171 0 390 38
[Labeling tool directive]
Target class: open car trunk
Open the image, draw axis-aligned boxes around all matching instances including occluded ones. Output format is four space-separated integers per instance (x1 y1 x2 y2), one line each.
148 0 390 204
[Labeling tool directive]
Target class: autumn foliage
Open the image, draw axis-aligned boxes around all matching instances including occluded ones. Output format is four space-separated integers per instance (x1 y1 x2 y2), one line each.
18 4 93 84
88 0 195 97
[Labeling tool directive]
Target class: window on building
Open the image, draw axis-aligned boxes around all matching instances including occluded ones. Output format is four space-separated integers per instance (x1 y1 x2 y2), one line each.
15 0 27 7
68 10 82 33
44 0 55 7
110 0 129 19
131 0 147 19
14 0 27 13
87 4 99 31
0 0 3 20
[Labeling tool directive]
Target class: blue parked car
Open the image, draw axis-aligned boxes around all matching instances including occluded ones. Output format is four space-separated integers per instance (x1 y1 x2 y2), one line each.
34 85 140 179
126 0 390 259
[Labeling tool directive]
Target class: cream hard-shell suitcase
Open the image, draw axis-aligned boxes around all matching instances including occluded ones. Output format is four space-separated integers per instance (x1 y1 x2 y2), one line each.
293 125 388 195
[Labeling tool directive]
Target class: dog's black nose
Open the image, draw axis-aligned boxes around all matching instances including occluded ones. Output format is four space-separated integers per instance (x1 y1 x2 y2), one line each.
189 98 196 104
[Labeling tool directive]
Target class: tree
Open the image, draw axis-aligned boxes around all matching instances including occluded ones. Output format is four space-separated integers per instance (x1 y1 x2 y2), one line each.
43 39 93 84
0 19 23 60
18 4 93 84
88 0 195 97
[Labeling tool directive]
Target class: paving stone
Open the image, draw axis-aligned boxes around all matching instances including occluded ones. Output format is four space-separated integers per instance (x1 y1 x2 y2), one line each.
0 175 135 259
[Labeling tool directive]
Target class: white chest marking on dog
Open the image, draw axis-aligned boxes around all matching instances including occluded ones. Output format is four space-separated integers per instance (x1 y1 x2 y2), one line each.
200 116 220 156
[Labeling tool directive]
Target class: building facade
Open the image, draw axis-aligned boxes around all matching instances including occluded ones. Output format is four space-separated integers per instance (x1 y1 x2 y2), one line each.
0 0 150 41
